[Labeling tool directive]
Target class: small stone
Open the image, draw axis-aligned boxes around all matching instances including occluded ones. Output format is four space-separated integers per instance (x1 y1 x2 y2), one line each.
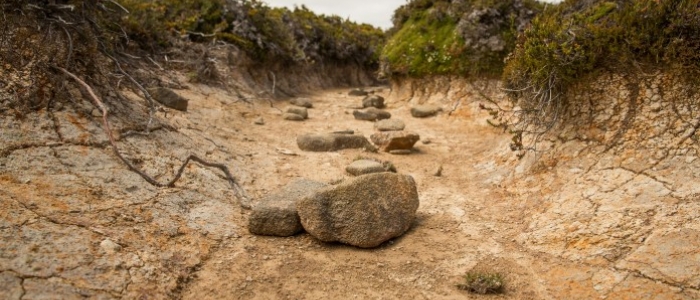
434 165 443 177
389 150 412 155
362 95 385 109
148 87 188 112
286 107 308 119
283 113 305 121
346 160 387 176
100 239 122 254
290 98 313 108
421 138 432 145
254 117 265 125
375 119 405 132
349 88 369 96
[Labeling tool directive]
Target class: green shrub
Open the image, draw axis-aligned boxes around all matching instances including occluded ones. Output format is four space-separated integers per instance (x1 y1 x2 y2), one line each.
381 0 542 78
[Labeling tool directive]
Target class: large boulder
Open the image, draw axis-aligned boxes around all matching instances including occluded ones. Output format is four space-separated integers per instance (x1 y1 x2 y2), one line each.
148 87 188 112
374 119 406 132
249 180 328 236
290 98 313 108
410 104 442 118
370 131 420 152
298 173 419 248
286 107 308 119
353 107 391 121
362 95 385 109
297 133 376 152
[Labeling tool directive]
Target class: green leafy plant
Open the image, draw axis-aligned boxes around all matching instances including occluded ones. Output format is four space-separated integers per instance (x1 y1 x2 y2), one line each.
457 272 505 294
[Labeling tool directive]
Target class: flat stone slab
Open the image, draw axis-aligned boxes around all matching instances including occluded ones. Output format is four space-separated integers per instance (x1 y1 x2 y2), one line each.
411 104 442 118
298 173 419 248
374 119 405 131
353 107 391 121
297 133 376 152
370 131 420 152
148 87 188 112
249 179 328 237
346 160 387 176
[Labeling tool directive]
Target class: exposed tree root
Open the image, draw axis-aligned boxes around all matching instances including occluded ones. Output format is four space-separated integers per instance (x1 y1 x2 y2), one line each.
54 66 250 208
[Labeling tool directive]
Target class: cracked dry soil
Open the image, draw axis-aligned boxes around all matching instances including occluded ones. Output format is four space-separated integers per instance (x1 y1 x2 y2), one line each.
1 80 699 299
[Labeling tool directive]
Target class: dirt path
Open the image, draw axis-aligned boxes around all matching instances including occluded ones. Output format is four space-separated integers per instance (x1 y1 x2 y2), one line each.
1 82 698 299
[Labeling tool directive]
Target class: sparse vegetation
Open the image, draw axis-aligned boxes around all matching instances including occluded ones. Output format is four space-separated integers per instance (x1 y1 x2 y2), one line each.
457 272 505 294
503 0 700 133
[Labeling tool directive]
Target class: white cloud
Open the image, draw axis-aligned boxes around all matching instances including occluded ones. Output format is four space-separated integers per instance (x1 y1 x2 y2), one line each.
262 0 406 29
262 0 564 30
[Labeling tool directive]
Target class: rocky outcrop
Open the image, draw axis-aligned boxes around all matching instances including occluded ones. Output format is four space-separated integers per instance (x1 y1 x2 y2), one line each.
297 173 419 248
249 180 327 237
297 133 376 152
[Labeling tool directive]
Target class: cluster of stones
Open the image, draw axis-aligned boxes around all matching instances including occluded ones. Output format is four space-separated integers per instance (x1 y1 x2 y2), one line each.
249 88 438 248
248 173 419 248
283 98 313 121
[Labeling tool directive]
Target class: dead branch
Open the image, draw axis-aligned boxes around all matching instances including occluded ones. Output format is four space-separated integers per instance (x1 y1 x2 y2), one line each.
54 66 250 208
105 54 156 133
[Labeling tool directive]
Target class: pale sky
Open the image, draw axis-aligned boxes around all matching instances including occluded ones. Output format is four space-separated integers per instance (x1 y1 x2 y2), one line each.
262 0 562 30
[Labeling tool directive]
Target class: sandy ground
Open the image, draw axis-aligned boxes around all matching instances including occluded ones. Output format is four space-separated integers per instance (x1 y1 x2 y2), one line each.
1 81 698 299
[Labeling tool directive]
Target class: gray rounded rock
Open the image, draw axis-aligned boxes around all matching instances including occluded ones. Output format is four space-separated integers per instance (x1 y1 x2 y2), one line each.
148 87 188 112
298 173 419 248
374 119 406 132
411 104 442 118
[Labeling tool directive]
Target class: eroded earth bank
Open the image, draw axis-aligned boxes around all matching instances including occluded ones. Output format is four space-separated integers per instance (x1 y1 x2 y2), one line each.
2 67 699 299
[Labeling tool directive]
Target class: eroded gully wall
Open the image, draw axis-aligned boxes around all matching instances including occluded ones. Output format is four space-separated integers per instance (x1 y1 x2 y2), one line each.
388 72 700 291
